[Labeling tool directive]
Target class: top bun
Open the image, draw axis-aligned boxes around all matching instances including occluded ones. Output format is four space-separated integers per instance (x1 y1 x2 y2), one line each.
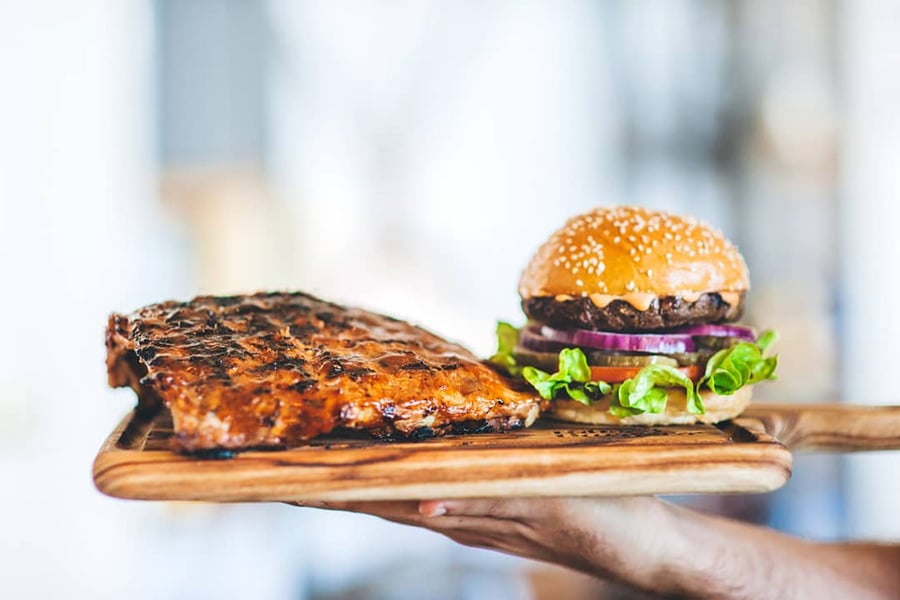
519 206 749 301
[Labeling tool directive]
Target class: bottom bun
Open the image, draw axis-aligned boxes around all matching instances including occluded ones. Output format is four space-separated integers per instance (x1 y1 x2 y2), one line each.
548 386 753 426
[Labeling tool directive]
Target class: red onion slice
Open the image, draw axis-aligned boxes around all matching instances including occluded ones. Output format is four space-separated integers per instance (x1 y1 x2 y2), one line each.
519 326 568 353
674 324 756 341
537 325 696 354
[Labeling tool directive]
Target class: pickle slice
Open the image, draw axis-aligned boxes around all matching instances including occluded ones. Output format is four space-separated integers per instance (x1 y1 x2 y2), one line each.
693 335 743 351
514 347 683 370
513 348 560 372
665 352 706 366
585 351 679 368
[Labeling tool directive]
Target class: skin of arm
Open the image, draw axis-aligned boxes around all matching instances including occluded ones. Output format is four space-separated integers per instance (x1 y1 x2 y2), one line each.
294 497 900 599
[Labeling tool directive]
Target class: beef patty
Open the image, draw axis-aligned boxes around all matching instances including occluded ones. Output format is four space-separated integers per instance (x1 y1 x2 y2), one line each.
522 292 745 333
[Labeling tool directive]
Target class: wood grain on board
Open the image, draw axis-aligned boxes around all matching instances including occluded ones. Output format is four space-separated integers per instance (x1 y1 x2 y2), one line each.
93 403 900 503
743 403 900 452
94 407 793 502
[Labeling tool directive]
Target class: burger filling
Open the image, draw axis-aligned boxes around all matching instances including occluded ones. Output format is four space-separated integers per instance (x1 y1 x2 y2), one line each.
490 320 777 417
522 292 745 333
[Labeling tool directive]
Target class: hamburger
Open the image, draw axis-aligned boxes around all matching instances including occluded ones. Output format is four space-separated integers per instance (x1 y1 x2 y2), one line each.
491 205 777 425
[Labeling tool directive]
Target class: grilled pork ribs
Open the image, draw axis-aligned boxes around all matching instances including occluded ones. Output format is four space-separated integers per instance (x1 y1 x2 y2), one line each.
106 292 543 453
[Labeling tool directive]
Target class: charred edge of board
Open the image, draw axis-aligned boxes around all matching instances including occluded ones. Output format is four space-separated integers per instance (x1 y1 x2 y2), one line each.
183 448 237 460
165 414 533 455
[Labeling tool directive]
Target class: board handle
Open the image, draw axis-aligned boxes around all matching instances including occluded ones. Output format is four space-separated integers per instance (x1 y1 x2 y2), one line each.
742 404 900 452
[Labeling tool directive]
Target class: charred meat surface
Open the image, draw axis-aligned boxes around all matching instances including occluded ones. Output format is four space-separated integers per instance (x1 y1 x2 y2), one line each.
107 292 544 453
522 292 745 333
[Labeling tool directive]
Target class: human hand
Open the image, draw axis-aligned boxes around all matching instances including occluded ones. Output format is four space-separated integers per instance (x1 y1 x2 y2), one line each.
292 496 900 599
292 496 682 595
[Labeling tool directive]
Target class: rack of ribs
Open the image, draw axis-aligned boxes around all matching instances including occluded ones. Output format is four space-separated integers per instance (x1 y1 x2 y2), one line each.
106 292 544 453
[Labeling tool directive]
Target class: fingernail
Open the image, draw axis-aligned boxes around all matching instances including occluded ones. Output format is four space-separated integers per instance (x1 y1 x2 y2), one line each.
420 502 447 517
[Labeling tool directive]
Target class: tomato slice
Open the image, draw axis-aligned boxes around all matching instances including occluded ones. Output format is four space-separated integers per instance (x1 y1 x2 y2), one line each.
589 365 702 384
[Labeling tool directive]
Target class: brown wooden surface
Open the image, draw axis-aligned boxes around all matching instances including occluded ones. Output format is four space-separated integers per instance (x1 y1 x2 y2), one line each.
743 403 900 452
93 407 793 502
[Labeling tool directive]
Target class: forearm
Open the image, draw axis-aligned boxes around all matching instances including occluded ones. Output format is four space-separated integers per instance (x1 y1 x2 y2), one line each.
309 497 900 599
653 502 900 599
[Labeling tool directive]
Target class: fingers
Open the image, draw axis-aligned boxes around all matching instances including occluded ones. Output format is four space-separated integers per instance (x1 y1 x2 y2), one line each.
288 498 530 519
288 497 556 543
418 500 448 517
288 498 527 531
287 498 547 559
296 500 438 530
288 500 510 537
292 500 420 518
419 498 541 519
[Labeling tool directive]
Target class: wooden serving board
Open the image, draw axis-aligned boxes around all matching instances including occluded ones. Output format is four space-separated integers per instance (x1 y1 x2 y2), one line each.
93 404 900 503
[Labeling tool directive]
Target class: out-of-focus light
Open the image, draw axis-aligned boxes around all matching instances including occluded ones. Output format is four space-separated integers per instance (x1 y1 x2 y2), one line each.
758 66 839 175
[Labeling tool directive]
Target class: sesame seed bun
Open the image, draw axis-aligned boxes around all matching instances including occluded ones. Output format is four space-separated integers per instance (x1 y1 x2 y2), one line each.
518 206 749 303
548 386 753 426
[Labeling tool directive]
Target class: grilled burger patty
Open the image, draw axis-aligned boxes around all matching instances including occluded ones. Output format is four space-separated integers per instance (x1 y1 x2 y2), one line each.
106 292 544 453
522 292 745 333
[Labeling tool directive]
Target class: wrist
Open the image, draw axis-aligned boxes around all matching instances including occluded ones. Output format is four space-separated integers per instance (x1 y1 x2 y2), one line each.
579 498 691 595
663 504 790 599
642 500 711 596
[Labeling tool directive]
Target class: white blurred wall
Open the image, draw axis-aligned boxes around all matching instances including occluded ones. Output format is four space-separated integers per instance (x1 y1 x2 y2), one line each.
840 0 900 540
0 1 154 597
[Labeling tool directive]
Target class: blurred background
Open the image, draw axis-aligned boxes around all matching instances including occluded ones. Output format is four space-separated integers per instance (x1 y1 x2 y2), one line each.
2 0 899 598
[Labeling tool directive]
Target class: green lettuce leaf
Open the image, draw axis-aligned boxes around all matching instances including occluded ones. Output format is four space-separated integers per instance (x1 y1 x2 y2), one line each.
522 348 612 405
610 364 703 417
756 329 778 354
505 323 779 418
700 330 778 396
489 321 521 375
